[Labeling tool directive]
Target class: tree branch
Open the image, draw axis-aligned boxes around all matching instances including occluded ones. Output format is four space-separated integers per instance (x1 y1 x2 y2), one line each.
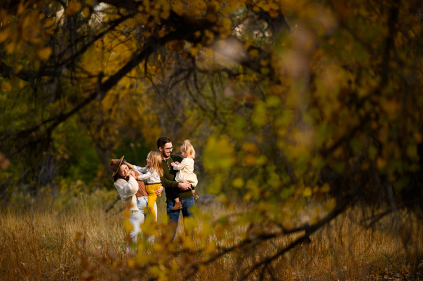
0 61 57 81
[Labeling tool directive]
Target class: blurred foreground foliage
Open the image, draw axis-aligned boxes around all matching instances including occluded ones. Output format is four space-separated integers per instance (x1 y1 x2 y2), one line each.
1 198 422 280
1 0 423 279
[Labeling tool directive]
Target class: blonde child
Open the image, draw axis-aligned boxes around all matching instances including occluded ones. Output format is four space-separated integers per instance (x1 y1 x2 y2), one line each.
171 140 199 204
131 151 163 219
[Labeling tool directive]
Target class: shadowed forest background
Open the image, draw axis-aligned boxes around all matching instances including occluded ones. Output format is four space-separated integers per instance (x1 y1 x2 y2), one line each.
0 0 423 280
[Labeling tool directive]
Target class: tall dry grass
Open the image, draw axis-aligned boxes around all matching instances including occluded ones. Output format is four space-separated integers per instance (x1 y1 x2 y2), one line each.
0 194 422 280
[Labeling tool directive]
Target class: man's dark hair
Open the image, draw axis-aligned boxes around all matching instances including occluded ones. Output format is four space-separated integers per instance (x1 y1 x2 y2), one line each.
157 136 171 149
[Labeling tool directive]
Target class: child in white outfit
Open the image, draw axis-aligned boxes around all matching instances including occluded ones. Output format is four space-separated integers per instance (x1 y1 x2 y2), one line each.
130 151 163 219
171 140 199 203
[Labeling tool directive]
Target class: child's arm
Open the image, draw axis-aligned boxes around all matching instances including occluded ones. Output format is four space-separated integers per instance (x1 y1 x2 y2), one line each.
125 162 146 173
136 170 152 181
173 159 188 170
133 165 146 173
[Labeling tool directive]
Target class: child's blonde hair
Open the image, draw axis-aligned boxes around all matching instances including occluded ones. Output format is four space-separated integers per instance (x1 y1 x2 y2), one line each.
147 151 164 176
180 140 195 159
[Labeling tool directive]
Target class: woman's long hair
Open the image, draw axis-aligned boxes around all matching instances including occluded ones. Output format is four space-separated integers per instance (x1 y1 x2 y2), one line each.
147 151 164 176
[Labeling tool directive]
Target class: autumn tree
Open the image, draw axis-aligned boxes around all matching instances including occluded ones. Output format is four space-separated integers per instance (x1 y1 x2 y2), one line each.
1 0 423 279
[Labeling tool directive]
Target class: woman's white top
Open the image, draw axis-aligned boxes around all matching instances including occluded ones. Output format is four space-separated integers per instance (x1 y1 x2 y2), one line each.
114 177 139 211
173 158 198 187
134 165 161 184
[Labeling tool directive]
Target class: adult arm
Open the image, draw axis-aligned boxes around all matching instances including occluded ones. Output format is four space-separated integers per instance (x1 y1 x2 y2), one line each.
114 176 138 201
160 175 179 189
171 154 183 163
161 155 190 190
160 175 191 190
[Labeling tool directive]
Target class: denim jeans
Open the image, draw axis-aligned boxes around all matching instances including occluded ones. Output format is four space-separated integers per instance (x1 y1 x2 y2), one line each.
166 196 195 240
129 196 157 243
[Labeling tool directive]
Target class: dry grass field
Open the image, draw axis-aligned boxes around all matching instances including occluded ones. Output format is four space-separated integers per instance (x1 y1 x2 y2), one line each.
1 192 422 281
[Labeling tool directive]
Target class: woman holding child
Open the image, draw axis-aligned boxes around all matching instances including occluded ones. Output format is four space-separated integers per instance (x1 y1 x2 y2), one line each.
109 155 163 244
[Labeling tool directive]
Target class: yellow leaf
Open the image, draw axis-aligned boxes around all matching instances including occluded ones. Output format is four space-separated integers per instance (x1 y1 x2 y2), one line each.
205 241 216 254
243 155 256 166
124 208 131 218
172 2 184 16
255 155 267 166
38 47 52 60
242 142 258 153
127 259 135 269
260 67 270 74
310 215 320 225
135 14 148 24
0 10 9 25
303 187 312 197
243 192 252 201
232 178 244 188
18 2 26 15
161 1 171 11
158 30 166 37
123 218 133 233
135 253 151 264
249 49 259 59
377 157 387 169
262 4 270 11
320 183 330 193
382 99 400 115
221 18 231 30
260 59 269 66
269 3 279 10
189 47 198 56
269 10 279 18
324 198 336 212
160 10 170 19
0 27 10 43
65 1 82 16
5 42 15 54
183 237 196 251
82 6 92 18
206 13 217 22
44 18 55 28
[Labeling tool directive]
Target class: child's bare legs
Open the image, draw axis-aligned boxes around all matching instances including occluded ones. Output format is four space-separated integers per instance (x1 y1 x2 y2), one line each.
171 197 182 210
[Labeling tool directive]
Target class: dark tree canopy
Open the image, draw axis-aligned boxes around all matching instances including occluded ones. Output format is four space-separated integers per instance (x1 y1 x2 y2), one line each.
0 0 423 279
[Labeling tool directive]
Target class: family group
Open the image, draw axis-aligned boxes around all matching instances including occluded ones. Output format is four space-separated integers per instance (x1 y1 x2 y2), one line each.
109 136 199 245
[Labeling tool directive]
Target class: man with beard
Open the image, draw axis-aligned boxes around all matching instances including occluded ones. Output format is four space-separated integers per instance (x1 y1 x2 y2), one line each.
157 136 194 239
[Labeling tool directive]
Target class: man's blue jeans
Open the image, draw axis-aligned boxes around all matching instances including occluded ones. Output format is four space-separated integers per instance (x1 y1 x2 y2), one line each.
166 196 195 240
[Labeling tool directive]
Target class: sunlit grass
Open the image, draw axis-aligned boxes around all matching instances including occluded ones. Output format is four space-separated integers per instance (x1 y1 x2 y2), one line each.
0 194 422 280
